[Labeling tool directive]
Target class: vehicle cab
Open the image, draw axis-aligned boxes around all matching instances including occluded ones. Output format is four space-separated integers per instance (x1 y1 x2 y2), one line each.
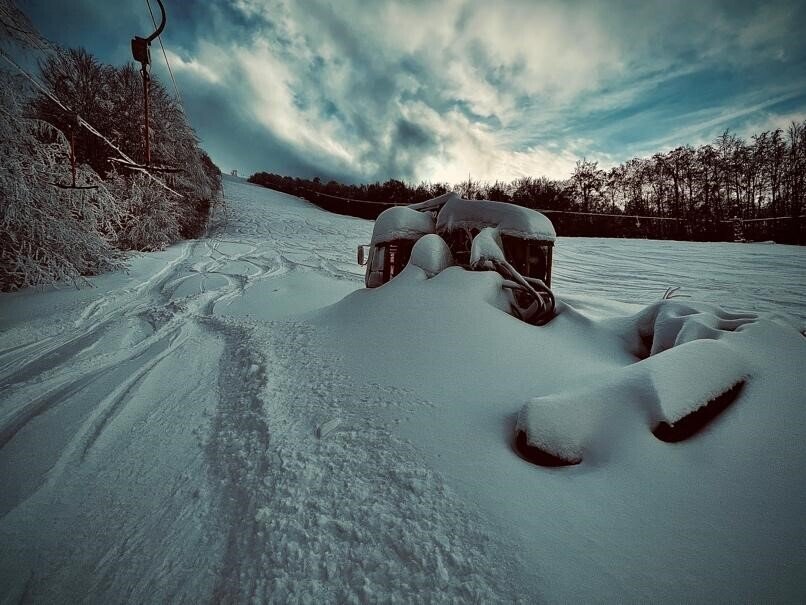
359 193 555 288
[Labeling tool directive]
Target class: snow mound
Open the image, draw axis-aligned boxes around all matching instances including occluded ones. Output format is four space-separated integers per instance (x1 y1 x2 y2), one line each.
436 196 556 241
622 300 760 357
409 234 454 277
371 206 435 245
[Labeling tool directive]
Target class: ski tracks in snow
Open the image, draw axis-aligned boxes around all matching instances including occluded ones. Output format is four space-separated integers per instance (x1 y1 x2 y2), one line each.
0 206 296 601
1 179 527 602
0 225 289 459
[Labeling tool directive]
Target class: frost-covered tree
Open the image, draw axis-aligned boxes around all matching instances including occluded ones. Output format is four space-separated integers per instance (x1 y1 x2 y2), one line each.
0 0 221 290
106 171 180 250
0 70 126 290
33 48 117 172
33 53 221 242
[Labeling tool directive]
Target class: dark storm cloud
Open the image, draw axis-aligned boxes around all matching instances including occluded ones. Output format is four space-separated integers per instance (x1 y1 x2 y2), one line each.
395 119 436 151
20 0 806 182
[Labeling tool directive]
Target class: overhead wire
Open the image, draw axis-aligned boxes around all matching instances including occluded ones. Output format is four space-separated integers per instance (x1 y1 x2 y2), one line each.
0 44 183 198
145 0 183 110
0 4 53 53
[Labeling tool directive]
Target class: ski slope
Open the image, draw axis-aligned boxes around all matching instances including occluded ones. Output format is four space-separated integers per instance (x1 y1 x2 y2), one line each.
1 176 805 602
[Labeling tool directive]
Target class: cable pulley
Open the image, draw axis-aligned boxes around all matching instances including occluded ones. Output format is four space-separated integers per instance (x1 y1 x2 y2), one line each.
130 0 165 68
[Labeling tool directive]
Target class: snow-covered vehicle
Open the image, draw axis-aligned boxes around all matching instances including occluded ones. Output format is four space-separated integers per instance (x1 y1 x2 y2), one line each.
357 192 557 325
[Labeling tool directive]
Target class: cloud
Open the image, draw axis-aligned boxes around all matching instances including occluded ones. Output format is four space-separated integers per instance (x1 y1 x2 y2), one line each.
23 0 806 182
163 48 220 84
620 85 806 157
192 0 632 179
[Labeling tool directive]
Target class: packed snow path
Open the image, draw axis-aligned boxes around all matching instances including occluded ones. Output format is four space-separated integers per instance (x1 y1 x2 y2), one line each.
1 176 805 602
0 180 526 603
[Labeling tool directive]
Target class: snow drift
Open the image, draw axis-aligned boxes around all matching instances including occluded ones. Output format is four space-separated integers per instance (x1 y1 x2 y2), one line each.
2 177 805 603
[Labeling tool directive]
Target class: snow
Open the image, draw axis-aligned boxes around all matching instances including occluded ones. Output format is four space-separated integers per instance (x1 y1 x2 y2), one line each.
1 175 805 602
554 237 806 321
408 234 454 278
408 191 459 213
370 205 435 245
436 196 556 241
515 330 752 465
470 226 507 265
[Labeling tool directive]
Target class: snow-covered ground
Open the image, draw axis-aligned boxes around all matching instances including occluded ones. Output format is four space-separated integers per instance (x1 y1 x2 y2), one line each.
1 176 804 602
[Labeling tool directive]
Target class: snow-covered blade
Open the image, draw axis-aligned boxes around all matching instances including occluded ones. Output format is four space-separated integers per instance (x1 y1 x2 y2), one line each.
515 333 751 465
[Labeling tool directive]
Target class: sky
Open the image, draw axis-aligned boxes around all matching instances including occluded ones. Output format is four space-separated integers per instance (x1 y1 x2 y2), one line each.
19 0 806 184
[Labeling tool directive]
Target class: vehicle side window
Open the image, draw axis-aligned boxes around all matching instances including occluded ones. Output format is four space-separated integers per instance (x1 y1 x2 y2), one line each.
365 245 386 287
500 236 551 283
501 235 527 275
372 245 386 273
367 239 427 287
526 242 545 280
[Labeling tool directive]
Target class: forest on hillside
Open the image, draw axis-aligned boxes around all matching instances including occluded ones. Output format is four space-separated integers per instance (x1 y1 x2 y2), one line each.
0 3 221 291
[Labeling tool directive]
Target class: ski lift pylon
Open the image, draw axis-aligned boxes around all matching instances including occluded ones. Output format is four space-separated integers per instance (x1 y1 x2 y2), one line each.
50 111 98 190
121 0 179 174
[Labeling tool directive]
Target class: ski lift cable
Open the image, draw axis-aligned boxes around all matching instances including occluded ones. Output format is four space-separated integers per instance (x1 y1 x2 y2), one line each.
145 0 183 110
0 20 50 52
0 6 53 53
0 46 184 198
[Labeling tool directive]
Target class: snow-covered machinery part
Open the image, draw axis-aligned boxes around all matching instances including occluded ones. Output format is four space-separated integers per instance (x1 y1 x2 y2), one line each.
359 194 557 325
439 197 556 325
469 226 555 325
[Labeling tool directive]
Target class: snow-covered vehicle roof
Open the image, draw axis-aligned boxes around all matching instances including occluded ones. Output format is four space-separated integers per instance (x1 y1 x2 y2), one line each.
370 206 436 246
373 193 555 244
408 191 460 213
436 196 556 242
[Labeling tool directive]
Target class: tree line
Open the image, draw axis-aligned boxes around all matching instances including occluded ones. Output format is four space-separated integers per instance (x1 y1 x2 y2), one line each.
1 5 221 291
249 122 806 242
569 127 805 221
248 171 571 211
